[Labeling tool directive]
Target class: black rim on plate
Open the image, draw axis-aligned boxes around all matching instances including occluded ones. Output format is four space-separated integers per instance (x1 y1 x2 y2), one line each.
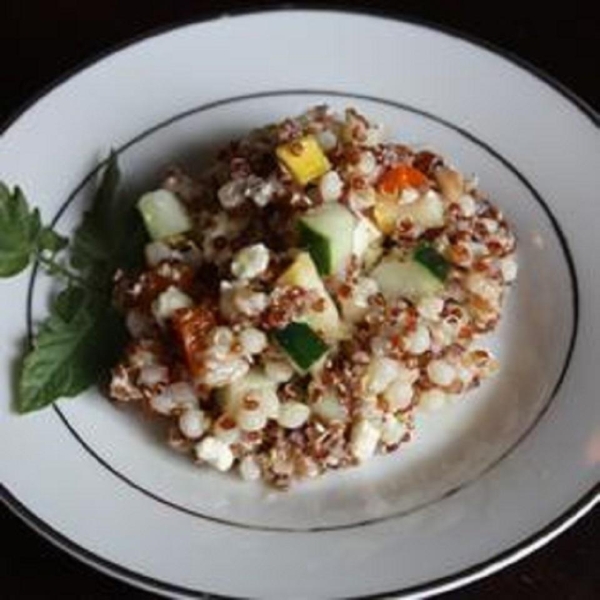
1 5 598 599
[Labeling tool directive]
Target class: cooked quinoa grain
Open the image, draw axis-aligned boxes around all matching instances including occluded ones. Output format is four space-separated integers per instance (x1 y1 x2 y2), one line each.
109 106 517 488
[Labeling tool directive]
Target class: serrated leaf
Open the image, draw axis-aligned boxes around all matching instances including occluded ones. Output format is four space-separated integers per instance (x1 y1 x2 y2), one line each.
18 286 125 413
0 184 42 276
71 152 121 275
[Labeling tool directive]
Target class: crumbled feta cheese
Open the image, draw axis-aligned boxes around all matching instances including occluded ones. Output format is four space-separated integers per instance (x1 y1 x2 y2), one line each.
352 217 382 258
399 187 420 205
350 419 381 461
152 286 193 322
195 437 234 471
231 243 270 280
319 170 344 202
500 256 518 283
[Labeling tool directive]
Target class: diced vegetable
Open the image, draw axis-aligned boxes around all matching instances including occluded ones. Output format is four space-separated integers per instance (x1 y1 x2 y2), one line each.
298 203 357 275
352 216 382 261
137 189 192 241
172 306 216 376
277 252 343 340
276 135 331 185
273 322 329 371
377 164 428 196
374 190 445 234
413 244 450 281
218 368 277 415
371 257 443 301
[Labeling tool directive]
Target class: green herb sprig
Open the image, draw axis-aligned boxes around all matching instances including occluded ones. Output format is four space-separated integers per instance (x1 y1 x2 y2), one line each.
1 155 145 413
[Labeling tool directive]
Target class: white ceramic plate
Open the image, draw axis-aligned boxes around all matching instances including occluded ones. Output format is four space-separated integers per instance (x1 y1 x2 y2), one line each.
1 9 598 599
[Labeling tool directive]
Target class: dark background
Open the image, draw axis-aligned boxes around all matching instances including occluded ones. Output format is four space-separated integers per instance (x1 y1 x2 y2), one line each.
1 1 598 598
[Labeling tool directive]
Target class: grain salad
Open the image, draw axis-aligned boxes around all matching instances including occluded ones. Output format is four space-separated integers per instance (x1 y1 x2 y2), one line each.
109 106 518 488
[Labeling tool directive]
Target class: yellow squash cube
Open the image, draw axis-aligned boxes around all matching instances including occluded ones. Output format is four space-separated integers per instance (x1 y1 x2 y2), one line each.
276 135 331 185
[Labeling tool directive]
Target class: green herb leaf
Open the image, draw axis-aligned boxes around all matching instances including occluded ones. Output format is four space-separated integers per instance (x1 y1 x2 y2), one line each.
18 286 125 413
71 152 146 279
38 227 68 255
7 152 144 412
0 184 42 277
71 152 122 276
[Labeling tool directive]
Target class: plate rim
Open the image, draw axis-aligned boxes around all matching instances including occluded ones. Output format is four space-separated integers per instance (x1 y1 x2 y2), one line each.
2 5 599 599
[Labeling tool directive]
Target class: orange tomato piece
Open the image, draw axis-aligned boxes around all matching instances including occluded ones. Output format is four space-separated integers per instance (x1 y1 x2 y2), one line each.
377 165 428 195
172 305 216 377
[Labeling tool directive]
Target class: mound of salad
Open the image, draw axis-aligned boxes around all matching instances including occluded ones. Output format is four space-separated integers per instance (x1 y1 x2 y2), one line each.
1 107 517 489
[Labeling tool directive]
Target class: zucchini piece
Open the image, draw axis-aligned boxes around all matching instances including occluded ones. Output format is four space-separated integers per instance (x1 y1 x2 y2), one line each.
273 322 328 371
413 244 450 281
298 203 357 275
371 257 443 301
137 189 192 241
277 252 343 340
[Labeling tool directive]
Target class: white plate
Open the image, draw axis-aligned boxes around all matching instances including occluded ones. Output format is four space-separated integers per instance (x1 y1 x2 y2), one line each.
1 8 598 599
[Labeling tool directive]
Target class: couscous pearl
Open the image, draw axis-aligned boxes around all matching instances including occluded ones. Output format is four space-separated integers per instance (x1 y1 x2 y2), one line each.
384 380 414 411
278 402 310 429
264 359 295 383
178 409 207 439
405 324 431 355
427 359 456 386
239 327 268 355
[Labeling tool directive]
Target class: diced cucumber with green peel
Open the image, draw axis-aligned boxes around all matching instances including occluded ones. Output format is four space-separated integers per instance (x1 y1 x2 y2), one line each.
371 257 443 301
277 252 344 340
298 203 357 275
413 243 450 281
137 189 192 241
273 322 329 371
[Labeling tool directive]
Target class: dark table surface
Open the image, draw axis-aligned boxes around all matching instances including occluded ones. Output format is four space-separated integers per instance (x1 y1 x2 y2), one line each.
2 1 598 598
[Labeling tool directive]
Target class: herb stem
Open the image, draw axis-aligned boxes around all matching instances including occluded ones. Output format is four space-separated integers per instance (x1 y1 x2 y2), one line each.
37 254 98 291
